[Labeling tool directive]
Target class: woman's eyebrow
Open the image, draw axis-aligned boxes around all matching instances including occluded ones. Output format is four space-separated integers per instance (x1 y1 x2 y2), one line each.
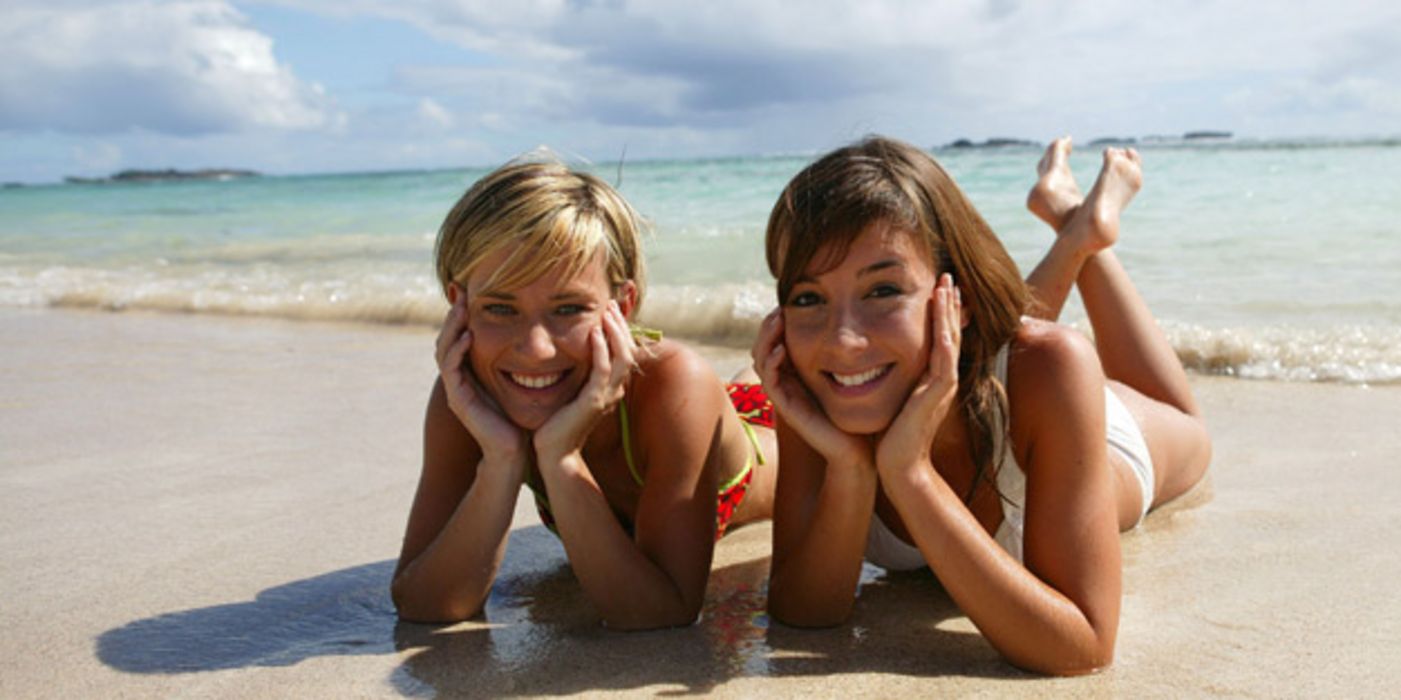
858 259 903 276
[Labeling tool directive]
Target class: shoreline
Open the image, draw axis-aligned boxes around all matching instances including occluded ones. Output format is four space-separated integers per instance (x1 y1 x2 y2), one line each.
4 307 1400 697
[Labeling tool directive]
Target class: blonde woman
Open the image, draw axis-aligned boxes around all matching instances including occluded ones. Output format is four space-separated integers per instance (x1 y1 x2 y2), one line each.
392 159 776 629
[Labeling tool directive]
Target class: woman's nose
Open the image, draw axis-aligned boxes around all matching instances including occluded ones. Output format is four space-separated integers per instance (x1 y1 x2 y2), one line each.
826 305 868 353
516 321 557 359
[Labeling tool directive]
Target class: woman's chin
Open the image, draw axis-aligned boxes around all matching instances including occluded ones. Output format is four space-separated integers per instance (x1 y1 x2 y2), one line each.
501 403 555 432
823 405 896 436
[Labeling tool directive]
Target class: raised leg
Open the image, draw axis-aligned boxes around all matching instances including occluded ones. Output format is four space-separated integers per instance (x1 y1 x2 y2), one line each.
1025 144 1211 513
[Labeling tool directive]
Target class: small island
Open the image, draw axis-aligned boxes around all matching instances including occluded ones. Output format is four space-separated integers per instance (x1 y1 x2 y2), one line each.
941 137 1041 150
64 168 260 185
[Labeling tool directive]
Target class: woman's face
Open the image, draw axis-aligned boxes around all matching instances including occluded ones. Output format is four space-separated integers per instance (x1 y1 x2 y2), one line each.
461 249 618 430
782 221 938 435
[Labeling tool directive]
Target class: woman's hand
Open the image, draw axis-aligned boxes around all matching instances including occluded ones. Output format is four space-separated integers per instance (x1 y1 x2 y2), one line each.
533 301 635 463
435 292 526 464
752 308 871 469
875 274 962 477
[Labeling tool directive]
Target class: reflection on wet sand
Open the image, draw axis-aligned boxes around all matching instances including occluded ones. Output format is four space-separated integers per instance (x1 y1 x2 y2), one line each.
392 522 1025 696
97 519 1026 695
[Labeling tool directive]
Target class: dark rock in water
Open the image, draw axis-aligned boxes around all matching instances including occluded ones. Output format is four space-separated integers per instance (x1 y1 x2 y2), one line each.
1089 136 1138 146
1183 130 1232 140
64 168 260 184
941 137 1040 149
3 182 25 189
983 138 1039 148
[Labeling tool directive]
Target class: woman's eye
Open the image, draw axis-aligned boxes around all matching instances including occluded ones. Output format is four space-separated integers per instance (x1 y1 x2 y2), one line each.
554 304 587 316
867 284 902 299
483 303 516 316
787 291 822 308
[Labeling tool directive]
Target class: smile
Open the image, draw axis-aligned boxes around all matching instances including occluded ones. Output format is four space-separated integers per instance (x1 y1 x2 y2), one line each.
507 371 567 390
827 364 891 388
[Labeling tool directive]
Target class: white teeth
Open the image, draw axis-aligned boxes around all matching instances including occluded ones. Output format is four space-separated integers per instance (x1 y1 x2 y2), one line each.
832 366 886 387
510 372 564 389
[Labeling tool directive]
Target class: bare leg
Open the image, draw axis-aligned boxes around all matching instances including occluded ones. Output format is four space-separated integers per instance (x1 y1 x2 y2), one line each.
1023 138 1119 321
1027 146 1211 511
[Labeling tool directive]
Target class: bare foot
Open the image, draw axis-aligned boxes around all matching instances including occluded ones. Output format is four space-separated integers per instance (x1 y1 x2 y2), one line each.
1058 147 1141 256
1026 137 1082 231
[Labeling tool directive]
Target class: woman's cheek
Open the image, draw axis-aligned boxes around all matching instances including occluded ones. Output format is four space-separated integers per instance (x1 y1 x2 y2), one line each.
781 312 823 367
551 315 598 356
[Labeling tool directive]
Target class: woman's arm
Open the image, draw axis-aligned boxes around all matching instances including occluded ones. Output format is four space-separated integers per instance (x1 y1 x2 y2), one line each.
880 325 1123 674
527 302 725 630
535 347 722 629
767 418 878 626
752 309 879 626
390 380 527 622
392 296 528 622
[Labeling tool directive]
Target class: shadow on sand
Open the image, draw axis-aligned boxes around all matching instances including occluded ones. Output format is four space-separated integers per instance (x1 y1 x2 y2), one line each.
390 525 1027 696
98 524 1025 695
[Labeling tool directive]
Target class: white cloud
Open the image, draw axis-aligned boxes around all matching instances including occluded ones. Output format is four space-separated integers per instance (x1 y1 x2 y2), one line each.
416 98 455 129
4 0 1399 183
0 0 338 134
267 0 1401 143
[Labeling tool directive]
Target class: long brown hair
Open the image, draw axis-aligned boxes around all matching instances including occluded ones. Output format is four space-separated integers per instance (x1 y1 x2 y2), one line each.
766 136 1030 502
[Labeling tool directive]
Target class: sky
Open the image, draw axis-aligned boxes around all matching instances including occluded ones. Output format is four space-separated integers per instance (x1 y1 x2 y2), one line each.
2 0 1399 183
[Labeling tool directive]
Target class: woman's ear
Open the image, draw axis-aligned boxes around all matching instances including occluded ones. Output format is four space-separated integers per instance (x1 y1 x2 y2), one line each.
446 282 462 305
616 281 639 319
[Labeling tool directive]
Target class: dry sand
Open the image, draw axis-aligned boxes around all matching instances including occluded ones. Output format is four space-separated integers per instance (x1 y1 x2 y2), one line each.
2 307 1399 698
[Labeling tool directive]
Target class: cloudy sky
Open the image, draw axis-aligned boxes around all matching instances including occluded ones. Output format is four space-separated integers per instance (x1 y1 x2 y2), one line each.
3 0 1399 183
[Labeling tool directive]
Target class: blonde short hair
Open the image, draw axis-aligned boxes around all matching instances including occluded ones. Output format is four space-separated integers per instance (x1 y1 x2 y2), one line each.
435 158 647 308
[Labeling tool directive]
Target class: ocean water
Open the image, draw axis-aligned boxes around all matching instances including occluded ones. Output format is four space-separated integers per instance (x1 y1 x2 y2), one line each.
3 140 1399 384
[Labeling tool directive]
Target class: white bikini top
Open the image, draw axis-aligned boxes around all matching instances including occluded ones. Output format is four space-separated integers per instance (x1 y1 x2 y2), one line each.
865 344 1025 569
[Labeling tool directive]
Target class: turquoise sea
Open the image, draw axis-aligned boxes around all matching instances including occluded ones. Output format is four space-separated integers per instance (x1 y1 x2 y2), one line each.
3 139 1399 383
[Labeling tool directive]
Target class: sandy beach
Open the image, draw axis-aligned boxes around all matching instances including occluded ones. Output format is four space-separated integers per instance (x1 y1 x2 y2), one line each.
3 306 1399 698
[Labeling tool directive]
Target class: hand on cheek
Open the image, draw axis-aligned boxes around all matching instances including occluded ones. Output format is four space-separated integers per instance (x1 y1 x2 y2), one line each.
533 300 635 463
434 293 525 463
752 307 873 470
876 273 962 477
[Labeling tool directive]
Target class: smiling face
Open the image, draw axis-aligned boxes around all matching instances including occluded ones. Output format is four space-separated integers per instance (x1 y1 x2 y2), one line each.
782 221 939 435
461 247 619 431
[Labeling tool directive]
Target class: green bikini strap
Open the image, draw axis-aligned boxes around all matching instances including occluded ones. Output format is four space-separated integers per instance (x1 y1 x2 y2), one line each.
618 399 645 487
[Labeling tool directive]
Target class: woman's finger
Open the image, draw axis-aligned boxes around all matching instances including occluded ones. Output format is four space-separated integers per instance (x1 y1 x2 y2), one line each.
603 302 634 388
444 326 472 378
435 297 467 366
751 308 782 365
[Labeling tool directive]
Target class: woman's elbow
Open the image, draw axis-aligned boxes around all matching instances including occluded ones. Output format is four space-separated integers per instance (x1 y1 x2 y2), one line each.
766 582 852 628
599 599 702 631
390 578 483 624
1005 638 1115 677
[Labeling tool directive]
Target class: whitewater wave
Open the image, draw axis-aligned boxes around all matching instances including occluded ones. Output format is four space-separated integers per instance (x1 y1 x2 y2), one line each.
6 266 1399 385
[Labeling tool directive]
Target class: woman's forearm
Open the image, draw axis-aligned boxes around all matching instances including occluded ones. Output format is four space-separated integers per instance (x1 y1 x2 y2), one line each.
768 460 879 627
391 456 522 622
880 462 1116 674
534 451 702 630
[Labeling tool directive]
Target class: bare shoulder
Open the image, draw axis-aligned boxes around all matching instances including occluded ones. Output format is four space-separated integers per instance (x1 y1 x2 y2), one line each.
629 339 728 436
1006 320 1106 425
631 339 724 403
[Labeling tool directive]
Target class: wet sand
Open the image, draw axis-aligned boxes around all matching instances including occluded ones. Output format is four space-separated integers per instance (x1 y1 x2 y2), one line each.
3 307 1400 697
